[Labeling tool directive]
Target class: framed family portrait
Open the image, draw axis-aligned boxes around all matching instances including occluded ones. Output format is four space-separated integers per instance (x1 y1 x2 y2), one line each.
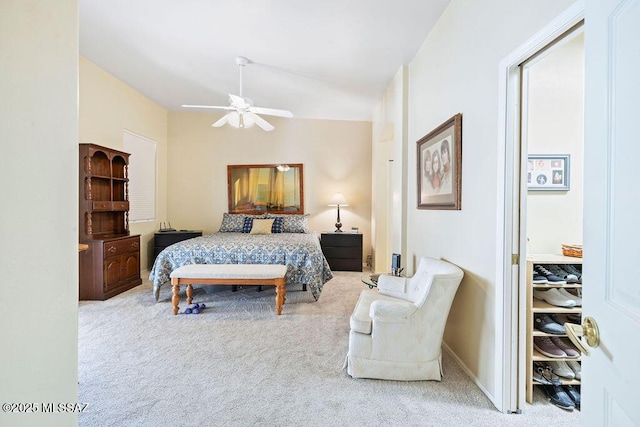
417 113 462 210
527 154 570 191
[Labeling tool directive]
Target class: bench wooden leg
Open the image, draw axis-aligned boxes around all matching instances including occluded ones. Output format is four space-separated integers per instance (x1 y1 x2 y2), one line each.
274 278 286 315
171 279 180 315
186 284 193 305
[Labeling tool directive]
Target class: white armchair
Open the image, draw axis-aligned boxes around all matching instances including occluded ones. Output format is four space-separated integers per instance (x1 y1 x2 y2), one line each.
346 257 464 381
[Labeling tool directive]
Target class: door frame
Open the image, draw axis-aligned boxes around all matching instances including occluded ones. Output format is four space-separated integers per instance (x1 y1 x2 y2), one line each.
496 1 584 413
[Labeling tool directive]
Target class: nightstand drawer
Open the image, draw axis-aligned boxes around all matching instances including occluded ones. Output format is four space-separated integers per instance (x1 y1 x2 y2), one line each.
322 246 361 259
321 233 362 247
154 231 202 247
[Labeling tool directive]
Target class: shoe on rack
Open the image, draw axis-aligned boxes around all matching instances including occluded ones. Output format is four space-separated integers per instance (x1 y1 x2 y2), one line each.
533 363 552 385
566 360 581 380
543 385 575 411
533 288 577 307
534 264 567 285
548 312 566 325
532 271 549 284
548 360 575 379
563 385 581 410
546 264 580 284
534 336 567 358
562 264 583 283
550 336 580 358
565 313 582 324
534 313 566 334
533 362 562 385
557 288 582 306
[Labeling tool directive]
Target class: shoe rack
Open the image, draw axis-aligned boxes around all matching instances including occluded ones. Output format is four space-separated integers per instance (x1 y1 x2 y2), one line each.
525 254 582 404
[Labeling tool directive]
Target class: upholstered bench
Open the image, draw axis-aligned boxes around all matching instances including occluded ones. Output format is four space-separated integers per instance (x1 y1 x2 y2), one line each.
169 264 288 315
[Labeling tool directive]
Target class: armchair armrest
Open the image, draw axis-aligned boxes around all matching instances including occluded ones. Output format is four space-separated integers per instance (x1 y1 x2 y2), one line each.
378 274 407 293
369 299 417 322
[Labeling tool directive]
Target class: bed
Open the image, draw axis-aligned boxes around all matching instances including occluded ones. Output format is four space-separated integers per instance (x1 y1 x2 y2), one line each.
150 214 333 301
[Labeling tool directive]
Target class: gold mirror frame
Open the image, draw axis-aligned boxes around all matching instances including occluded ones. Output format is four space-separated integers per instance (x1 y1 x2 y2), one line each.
227 164 304 214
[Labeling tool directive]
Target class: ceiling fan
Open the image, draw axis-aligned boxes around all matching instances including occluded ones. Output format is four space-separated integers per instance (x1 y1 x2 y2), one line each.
182 56 293 131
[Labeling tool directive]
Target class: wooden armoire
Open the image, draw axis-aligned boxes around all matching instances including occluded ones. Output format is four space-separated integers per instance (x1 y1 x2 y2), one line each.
79 143 142 300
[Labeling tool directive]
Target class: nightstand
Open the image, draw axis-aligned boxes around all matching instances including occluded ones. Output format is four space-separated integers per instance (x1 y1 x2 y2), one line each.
153 230 203 262
320 232 363 272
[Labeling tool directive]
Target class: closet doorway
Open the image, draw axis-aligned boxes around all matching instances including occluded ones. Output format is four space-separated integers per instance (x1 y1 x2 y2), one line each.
518 26 584 410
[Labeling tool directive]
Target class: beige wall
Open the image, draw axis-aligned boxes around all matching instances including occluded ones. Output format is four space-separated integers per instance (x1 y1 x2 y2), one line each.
1 1 79 426
372 0 577 408
371 67 408 272
526 34 584 253
167 112 372 258
79 57 169 271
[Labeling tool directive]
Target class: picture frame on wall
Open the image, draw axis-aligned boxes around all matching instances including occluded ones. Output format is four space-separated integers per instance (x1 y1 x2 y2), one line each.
417 113 462 210
527 154 570 191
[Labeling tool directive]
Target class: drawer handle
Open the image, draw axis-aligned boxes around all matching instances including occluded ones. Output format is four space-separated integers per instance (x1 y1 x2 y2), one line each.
132 242 139 248
108 246 117 253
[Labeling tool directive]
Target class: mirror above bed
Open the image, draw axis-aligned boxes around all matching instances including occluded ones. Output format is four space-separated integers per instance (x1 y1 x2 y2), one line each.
227 164 304 214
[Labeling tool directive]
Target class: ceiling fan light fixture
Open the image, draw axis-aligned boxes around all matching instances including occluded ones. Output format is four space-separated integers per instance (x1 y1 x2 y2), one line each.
223 112 255 129
184 56 292 131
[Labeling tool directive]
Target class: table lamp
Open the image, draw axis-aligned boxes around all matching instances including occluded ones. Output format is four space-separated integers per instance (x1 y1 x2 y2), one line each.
329 193 349 232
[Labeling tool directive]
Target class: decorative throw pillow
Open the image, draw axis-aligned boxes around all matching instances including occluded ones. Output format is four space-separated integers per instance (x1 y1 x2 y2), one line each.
281 214 310 233
219 213 246 232
242 217 254 233
271 216 284 233
250 218 275 235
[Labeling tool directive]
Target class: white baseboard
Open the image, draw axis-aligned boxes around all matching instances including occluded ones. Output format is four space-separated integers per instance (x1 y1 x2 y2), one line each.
442 343 501 413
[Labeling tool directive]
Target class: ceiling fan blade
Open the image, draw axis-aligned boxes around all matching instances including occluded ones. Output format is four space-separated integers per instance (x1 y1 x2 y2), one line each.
251 113 275 131
249 106 293 118
212 113 233 127
182 104 234 111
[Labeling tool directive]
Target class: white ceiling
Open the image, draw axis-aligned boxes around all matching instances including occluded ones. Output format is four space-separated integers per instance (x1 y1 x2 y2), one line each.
80 0 450 121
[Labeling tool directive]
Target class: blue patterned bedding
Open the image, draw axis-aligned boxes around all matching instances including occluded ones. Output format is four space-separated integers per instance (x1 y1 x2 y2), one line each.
149 232 333 301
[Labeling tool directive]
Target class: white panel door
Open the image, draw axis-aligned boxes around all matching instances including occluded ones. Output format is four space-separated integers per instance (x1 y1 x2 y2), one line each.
582 0 640 425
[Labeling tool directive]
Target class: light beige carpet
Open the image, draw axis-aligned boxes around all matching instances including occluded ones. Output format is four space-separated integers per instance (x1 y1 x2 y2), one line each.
78 271 579 426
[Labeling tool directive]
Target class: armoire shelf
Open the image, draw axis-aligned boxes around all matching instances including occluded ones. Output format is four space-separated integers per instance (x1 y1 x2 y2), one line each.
525 254 583 404
79 143 142 300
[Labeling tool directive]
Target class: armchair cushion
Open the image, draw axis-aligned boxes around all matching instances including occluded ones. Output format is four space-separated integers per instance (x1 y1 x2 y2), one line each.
350 290 407 334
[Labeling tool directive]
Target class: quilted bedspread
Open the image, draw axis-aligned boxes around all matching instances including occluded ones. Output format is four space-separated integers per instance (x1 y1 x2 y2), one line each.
149 232 333 301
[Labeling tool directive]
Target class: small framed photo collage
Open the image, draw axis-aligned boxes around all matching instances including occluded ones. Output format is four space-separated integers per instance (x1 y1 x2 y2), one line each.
527 154 570 191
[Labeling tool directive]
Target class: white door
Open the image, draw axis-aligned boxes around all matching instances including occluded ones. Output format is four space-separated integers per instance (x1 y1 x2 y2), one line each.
581 0 640 425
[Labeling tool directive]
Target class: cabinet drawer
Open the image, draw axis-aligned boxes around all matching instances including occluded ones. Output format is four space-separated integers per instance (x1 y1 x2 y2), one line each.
327 258 362 272
103 236 140 258
322 246 361 259
92 201 129 211
112 201 129 211
321 233 362 247
92 201 112 211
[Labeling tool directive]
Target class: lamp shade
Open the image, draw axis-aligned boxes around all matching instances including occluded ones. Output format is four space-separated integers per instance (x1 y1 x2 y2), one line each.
329 193 349 206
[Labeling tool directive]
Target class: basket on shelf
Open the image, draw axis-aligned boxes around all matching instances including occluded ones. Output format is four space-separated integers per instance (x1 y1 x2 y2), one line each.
561 244 583 258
